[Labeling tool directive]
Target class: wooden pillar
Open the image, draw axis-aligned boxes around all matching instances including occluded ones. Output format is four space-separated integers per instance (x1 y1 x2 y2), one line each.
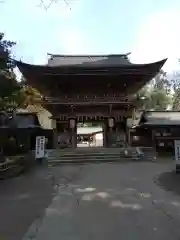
126 118 133 147
108 117 115 147
69 118 77 148
52 119 58 149
152 129 156 150
124 117 128 147
103 120 108 147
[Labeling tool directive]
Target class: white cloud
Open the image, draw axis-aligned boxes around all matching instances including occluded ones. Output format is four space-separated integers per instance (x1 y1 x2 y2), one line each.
130 8 180 72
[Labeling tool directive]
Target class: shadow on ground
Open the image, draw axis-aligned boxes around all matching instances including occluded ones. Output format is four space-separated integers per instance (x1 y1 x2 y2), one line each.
0 167 55 240
156 170 180 196
0 165 84 240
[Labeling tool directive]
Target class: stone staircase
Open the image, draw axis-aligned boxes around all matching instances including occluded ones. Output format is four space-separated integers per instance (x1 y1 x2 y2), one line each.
46 147 156 165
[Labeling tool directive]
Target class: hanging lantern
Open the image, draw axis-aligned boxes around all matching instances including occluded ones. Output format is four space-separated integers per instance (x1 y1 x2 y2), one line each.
108 118 114 128
52 119 56 129
69 118 76 128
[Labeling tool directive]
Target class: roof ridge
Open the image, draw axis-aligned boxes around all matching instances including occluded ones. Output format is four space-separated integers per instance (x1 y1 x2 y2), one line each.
147 110 180 113
47 53 131 58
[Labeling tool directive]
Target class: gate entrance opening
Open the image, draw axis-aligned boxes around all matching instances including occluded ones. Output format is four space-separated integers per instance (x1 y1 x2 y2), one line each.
77 121 103 147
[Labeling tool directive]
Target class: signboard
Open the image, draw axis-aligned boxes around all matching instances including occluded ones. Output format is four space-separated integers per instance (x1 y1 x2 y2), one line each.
174 140 180 163
35 136 45 159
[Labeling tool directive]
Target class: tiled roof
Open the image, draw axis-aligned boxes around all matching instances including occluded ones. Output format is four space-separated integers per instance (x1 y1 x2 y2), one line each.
47 54 131 67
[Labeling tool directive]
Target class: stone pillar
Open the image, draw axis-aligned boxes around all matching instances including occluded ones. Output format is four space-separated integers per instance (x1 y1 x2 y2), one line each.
69 118 77 148
52 119 58 149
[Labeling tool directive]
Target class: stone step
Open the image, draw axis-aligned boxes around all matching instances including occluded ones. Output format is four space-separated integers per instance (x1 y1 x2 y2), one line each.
47 148 138 155
47 152 140 164
48 151 138 156
48 154 139 160
47 155 155 164
49 147 134 152
45 147 156 164
47 146 154 151
47 156 155 165
47 157 139 165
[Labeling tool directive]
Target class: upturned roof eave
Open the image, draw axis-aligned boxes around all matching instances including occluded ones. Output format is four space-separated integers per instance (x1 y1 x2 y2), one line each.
15 58 167 75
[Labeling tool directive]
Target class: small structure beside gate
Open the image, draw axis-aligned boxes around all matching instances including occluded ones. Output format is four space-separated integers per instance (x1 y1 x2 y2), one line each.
131 111 180 156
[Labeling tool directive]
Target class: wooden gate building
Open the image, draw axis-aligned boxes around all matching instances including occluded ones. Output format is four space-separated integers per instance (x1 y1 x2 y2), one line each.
16 54 166 148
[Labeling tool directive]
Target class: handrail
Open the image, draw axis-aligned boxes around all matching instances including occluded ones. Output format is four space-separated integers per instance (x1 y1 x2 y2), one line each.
44 95 128 99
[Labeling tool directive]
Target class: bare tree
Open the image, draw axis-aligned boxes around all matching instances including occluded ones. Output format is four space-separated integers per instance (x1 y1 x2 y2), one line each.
38 0 72 10
0 0 72 10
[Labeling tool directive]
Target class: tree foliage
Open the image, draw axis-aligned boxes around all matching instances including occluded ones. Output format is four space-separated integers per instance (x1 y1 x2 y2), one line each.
18 77 42 108
0 33 42 112
0 33 22 111
170 72 180 110
148 89 171 110
136 70 172 111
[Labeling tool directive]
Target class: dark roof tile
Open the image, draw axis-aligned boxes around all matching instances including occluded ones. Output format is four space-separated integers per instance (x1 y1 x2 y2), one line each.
47 54 131 67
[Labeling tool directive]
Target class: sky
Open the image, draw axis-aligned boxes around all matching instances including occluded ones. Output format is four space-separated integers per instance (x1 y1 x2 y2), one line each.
0 0 180 73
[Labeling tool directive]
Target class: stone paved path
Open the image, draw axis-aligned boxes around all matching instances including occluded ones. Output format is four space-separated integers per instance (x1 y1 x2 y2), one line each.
23 161 180 240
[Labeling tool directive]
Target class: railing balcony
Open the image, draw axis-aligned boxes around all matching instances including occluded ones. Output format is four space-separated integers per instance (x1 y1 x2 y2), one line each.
43 95 132 105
